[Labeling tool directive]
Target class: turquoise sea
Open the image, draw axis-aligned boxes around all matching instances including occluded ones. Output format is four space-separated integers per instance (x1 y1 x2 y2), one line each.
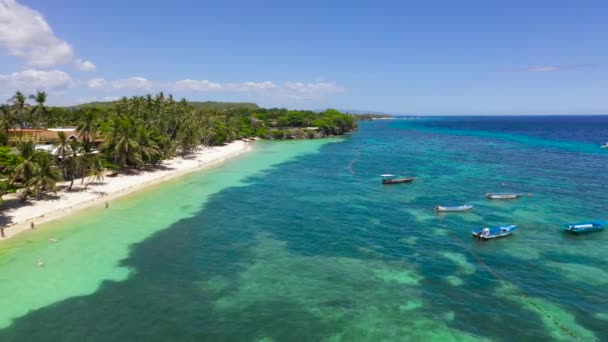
0 116 607 341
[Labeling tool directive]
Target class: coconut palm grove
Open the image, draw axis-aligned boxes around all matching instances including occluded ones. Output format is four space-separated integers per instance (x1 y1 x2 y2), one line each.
0 91 358 202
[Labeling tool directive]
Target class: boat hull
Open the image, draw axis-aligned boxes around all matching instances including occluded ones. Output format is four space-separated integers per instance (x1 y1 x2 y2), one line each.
382 178 414 184
472 225 517 240
435 205 473 212
485 193 521 200
562 221 606 234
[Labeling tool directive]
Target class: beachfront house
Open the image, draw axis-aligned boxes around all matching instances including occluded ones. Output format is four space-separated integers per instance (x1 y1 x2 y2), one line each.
8 127 79 144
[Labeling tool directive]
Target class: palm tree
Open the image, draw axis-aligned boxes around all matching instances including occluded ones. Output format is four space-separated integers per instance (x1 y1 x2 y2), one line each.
10 91 28 140
84 155 105 189
24 152 62 199
29 91 48 129
137 128 161 164
77 110 98 152
12 141 39 200
103 115 143 169
0 103 16 145
66 140 85 190
54 132 71 178
176 110 203 156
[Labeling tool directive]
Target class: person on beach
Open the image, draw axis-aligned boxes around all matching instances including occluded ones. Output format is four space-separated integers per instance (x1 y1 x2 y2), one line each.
31 222 35 229
0 227 5 238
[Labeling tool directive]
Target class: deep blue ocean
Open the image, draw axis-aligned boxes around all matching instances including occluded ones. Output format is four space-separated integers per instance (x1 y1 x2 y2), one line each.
1 116 607 341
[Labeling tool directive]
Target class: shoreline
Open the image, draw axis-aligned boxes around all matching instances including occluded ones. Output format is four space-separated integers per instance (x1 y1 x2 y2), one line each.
0 140 252 241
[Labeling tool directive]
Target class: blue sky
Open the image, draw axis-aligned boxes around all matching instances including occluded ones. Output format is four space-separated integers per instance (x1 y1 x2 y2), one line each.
0 0 607 114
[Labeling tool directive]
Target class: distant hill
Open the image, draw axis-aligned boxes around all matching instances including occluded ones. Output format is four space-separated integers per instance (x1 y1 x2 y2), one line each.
66 101 260 111
189 101 260 110
339 109 391 115
66 101 116 109
311 108 394 116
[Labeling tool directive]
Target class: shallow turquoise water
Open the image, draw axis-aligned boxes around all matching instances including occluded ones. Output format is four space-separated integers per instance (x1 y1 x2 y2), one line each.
0 117 607 341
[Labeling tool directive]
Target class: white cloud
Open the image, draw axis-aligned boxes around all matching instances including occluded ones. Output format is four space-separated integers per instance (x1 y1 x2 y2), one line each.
0 0 95 70
283 82 344 98
174 80 278 92
228 81 277 92
174 79 223 91
86 77 155 91
515 64 597 73
87 77 106 89
0 69 73 93
112 77 154 90
86 77 343 99
520 66 560 73
75 59 96 71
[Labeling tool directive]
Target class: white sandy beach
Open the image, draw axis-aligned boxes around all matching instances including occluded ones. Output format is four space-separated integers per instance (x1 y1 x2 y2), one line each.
0 140 251 241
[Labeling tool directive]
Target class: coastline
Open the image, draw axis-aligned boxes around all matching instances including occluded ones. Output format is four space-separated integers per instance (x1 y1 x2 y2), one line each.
0 140 252 241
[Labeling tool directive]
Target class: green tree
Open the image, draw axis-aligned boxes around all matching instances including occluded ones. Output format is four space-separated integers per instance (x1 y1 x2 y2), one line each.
24 152 62 199
83 154 105 189
54 132 71 178
103 115 143 169
29 91 48 129
0 147 23 200
77 110 99 152
11 141 39 200
11 91 29 140
0 103 17 145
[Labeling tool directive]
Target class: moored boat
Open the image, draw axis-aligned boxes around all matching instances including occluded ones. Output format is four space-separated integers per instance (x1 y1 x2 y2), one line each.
381 174 415 184
472 225 517 239
485 193 521 200
562 221 606 234
435 204 474 212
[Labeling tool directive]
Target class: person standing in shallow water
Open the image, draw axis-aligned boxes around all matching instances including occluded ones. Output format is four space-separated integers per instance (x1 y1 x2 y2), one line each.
30 222 35 229
105 202 109 209
0 227 5 238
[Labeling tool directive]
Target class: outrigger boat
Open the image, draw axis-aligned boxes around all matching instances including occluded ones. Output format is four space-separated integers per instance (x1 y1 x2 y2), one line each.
435 204 474 212
472 225 517 240
485 193 521 200
381 174 415 185
562 221 606 234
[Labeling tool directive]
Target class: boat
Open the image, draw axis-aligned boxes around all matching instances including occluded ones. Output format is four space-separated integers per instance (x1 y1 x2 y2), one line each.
485 193 521 200
381 174 415 185
562 221 607 234
601 142 608 149
434 204 474 212
472 225 518 239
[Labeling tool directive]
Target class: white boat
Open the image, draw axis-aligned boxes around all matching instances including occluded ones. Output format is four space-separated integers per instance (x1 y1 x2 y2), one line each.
485 193 521 200
601 143 608 149
435 204 474 212
472 225 518 239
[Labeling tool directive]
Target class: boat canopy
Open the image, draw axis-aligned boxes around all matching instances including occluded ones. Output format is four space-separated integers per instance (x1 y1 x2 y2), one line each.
381 174 395 177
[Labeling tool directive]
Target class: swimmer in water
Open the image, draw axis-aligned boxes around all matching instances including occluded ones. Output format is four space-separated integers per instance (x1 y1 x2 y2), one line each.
37 260 45 267
49 236 58 242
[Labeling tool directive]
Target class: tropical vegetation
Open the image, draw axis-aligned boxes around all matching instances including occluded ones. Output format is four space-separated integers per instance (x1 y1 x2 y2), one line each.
0 92 358 202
